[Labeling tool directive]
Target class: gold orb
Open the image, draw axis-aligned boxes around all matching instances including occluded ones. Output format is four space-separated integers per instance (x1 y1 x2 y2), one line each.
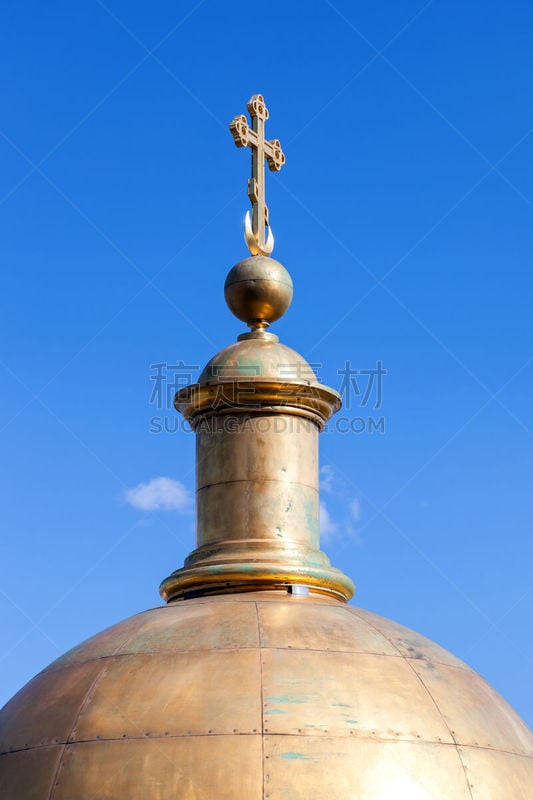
224 255 293 328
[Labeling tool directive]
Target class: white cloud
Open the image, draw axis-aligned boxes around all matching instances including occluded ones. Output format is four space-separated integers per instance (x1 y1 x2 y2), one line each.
350 498 361 521
320 501 338 541
320 464 334 493
125 477 192 512
346 525 362 546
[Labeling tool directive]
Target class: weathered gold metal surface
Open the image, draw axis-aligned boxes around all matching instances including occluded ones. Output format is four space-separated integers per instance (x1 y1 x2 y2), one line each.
52 737 263 800
176 382 339 430
162 302 351 601
164 332 353 600
160 554 354 604
256 600 401 655
115 598 259 653
263 736 474 799
2 594 532 798
351 606 470 668
409 658 533 755
196 480 319 544
261 648 454 741
457 746 533 799
47 609 156 671
0 747 63 800
74 650 261 740
197 414 318 488
197 337 318 385
0 660 104 752
230 94 285 256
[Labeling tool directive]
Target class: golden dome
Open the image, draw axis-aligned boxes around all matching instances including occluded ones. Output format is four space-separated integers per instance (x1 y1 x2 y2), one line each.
2 246 532 797
198 334 318 386
1 593 531 799
2 249 532 797
2 95 532 799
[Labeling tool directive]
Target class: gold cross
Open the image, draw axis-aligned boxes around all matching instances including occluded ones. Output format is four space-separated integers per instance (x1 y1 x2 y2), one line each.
229 94 285 256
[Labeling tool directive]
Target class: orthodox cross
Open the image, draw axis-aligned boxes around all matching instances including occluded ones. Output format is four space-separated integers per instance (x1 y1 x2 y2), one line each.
229 94 285 256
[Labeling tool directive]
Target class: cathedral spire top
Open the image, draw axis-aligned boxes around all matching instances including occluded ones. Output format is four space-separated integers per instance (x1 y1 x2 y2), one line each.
158 94 353 604
230 94 285 256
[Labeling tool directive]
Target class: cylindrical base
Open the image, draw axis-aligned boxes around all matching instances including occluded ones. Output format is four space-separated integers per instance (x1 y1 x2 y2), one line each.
197 414 319 547
160 412 354 602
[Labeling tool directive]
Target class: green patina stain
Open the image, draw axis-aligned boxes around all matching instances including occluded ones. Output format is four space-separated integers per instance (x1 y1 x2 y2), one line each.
280 753 313 761
303 498 319 545
332 703 351 708
264 709 287 716
207 563 255 575
346 719 359 724
235 356 264 375
208 355 263 378
266 694 305 705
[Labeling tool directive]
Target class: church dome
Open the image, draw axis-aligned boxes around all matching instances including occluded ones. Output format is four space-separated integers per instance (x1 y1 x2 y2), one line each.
1 593 531 798
2 94 532 798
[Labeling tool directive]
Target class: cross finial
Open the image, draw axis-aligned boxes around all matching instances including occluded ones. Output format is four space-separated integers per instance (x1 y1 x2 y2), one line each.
229 94 285 256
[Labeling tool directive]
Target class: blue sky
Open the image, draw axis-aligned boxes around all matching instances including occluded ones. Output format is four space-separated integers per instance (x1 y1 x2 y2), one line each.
1 0 532 725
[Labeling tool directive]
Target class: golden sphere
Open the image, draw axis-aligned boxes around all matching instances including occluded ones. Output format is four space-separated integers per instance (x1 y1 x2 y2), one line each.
224 255 293 327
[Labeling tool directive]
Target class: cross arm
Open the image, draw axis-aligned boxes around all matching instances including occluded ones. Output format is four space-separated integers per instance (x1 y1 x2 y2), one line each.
229 115 258 149
264 138 285 172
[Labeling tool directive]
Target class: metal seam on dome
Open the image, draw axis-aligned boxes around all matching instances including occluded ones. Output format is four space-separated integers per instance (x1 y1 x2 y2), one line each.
47 661 111 800
46 626 161 798
345 610 407 657
402 656 476 800
345 609 476 671
3 736 532 758
38 649 484 676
